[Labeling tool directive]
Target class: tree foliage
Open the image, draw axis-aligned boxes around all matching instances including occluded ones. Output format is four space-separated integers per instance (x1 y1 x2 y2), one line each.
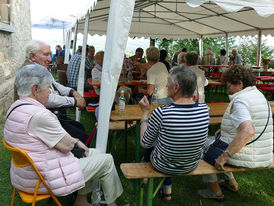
233 36 274 65
155 36 273 66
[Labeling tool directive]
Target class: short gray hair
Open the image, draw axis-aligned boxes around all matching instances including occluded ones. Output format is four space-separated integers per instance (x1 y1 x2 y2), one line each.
25 40 47 60
169 65 197 97
15 64 53 97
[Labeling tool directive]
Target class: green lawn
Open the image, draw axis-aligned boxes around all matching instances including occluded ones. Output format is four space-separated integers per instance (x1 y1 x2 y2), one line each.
0 87 273 205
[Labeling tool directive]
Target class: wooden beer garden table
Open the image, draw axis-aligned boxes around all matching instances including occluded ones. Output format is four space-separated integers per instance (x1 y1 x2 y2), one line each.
110 101 274 162
88 79 147 87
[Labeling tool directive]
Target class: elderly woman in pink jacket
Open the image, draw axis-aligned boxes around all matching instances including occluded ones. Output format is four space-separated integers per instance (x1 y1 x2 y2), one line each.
4 64 122 206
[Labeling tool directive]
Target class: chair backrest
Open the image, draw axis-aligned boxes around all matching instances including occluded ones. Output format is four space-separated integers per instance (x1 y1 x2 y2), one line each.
3 139 54 196
57 70 68 86
55 56 64 65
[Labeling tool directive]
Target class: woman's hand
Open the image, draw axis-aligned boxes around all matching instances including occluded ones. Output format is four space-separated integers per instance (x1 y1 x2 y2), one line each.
76 141 89 157
215 153 229 171
139 95 150 116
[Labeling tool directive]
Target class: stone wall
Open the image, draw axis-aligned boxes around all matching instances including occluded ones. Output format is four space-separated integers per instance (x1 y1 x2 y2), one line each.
0 0 31 119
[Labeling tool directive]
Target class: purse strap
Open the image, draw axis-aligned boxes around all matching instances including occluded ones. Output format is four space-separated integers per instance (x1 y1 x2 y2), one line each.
6 103 32 119
217 98 270 145
246 99 270 145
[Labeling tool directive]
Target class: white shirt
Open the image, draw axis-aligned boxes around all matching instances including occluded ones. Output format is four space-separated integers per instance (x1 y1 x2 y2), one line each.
147 62 168 99
230 98 252 128
28 111 67 148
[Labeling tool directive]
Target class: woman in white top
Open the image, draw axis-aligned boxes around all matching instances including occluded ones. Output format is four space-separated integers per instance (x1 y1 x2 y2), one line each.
198 65 273 201
139 47 172 104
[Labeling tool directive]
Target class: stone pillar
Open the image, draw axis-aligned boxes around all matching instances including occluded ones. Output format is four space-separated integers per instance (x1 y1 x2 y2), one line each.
0 0 31 119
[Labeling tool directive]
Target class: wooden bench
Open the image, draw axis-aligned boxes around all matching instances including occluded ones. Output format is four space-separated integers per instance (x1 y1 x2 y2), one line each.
120 155 274 206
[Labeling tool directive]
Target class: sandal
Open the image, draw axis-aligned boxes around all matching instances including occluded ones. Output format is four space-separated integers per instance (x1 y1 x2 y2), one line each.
197 188 224 201
219 180 239 193
159 188 172 203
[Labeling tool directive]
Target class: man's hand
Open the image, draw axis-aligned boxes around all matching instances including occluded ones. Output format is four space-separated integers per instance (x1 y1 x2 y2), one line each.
76 140 89 157
75 96 86 110
73 91 86 110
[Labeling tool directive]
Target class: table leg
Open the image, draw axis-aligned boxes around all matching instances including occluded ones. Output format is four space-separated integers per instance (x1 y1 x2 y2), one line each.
124 121 128 162
136 120 140 162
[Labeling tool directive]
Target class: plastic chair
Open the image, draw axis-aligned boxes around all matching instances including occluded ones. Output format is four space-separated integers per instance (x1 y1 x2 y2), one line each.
3 138 62 206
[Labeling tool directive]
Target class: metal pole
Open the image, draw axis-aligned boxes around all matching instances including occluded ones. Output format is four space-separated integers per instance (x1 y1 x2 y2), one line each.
199 36 203 57
64 30 71 64
150 38 155 47
76 12 89 122
62 22 65 46
225 33 229 57
257 30 262 66
72 20 78 56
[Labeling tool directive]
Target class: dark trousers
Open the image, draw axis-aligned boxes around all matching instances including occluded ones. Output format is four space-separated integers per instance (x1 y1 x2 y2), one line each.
50 108 89 143
143 148 172 186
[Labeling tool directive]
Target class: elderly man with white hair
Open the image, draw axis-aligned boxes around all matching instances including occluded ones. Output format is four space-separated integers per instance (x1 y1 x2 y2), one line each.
14 40 89 144
232 49 243 65
5 64 123 206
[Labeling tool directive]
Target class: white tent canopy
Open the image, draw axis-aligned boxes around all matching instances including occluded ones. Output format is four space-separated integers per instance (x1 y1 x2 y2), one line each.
74 0 274 39
71 0 274 153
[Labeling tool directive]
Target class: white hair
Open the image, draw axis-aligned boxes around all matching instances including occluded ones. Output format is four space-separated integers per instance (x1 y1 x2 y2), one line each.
15 64 53 97
24 40 47 60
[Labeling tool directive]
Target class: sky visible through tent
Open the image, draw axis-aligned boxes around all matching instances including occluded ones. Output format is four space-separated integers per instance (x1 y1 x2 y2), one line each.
31 0 274 55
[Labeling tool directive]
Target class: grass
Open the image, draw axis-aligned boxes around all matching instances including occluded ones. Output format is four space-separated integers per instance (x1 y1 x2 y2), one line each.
0 86 273 205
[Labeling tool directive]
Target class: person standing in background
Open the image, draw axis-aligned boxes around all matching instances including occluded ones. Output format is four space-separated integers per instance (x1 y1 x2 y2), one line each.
232 49 243 65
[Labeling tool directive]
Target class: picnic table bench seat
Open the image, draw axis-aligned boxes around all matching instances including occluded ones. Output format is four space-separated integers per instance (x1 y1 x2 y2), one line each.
121 154 274 206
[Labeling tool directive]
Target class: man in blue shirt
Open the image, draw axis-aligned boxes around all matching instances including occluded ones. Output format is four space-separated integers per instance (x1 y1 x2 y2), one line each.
66 46 90 90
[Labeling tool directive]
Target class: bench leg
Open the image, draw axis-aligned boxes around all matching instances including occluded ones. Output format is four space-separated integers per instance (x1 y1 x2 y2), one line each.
136 120 140 162
147 178 154 206
139 181 144 206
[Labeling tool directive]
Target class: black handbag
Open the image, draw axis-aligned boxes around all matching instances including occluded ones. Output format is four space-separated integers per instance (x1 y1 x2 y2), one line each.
203 133 228 165
203 99 270 166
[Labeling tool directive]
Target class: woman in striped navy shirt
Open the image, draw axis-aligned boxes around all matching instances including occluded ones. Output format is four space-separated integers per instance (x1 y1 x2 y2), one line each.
139 65 209 202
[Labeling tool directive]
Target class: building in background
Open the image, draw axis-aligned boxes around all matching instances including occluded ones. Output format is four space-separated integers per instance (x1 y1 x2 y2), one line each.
0 0 32 119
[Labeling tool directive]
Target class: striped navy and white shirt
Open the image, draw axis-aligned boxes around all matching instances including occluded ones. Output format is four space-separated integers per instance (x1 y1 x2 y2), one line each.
141 102 209 175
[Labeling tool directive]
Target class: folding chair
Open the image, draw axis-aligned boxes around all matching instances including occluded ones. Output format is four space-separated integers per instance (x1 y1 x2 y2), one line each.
3 138 62 206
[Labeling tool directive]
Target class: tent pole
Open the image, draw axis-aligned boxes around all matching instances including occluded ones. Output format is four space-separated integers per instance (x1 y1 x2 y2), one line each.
72 20 78 56
63 22 65 46
150 38 155 47
199 36 203 57
96 0 135 153
256 30 262 66
76 12 90 122
225 33 229 57
64 30 71 64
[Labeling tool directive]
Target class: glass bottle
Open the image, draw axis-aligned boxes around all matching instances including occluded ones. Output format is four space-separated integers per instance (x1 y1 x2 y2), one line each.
118 90 126 112
151 84 158 107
